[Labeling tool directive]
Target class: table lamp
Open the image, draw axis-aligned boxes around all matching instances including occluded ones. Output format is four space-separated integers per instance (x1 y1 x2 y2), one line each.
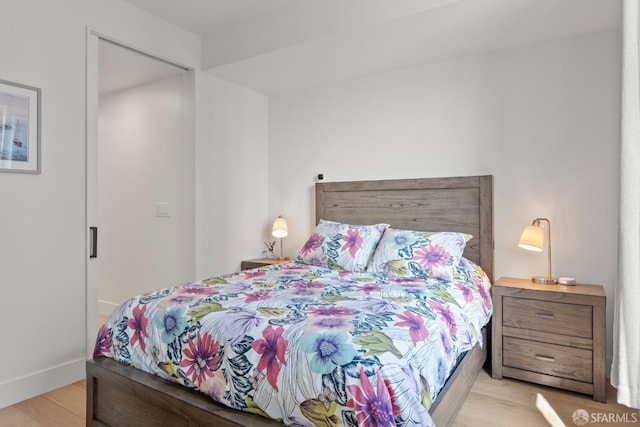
272 216 288 260
518 218 556 284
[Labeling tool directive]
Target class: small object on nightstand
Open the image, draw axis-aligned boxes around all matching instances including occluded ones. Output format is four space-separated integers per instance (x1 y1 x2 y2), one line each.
263 241 276 258
558 277 577 285
491 277 606 402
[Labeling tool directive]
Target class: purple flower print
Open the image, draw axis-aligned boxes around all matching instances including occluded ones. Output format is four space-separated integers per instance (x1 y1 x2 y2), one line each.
301 233 323 256
454 282 474 303
306 306 355 316
310 317 351 330
414 244 451 269
428 299 457 336
472 276 492 307
218 307 260 344
346 367 399 427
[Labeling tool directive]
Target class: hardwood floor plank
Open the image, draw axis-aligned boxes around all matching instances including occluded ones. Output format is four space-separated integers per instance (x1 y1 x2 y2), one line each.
42 380 86 418
1 368 637 426
0 406 41 427
8 394 84 427
454 370 639 427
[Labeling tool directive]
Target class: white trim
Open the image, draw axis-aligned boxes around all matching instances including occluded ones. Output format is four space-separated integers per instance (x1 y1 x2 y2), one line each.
86 27 99 361
0 358 85 409
88 27 192 70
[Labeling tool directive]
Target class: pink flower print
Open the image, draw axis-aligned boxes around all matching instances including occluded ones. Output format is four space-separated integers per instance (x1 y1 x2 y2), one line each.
301 233 322 256
341 229 363 257
93 325 112 358
358 283 382 295
347 367 399 427
395 309 428 346
175 286 213 295
127 304 149 353
251 325 288 391
454 282 474 303
179 331 222 385
472 276 491 307
245 290 270 303
428 300 457 336
244 270 266 279
414 244 451 269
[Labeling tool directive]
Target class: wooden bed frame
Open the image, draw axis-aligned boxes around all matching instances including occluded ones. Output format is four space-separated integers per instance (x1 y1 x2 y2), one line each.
87 175 494 427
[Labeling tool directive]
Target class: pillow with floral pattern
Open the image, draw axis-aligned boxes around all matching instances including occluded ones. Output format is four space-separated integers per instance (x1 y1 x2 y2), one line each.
366 228 472 281
295 220 389 272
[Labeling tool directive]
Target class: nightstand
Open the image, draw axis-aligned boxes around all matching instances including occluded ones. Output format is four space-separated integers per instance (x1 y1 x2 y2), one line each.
491 277 606 402
240 257 290 270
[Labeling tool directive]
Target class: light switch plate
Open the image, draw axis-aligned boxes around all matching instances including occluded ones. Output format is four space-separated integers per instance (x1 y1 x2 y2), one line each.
155 202 171 218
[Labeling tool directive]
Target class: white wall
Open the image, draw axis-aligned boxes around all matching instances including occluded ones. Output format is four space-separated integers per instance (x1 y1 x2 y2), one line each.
195 75 269 277
269 30 620 368
0 0 271 407
99 72 195 314
0 0 203 408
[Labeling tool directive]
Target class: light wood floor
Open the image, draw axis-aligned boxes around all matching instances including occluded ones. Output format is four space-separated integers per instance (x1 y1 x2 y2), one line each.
2 314 636 426
1 368 636 427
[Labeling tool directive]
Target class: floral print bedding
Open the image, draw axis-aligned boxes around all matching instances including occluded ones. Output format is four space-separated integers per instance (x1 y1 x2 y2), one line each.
94 258 492 427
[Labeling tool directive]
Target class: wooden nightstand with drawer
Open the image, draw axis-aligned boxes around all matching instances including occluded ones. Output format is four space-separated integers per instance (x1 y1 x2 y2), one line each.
491 277 606 402
240 257 290 270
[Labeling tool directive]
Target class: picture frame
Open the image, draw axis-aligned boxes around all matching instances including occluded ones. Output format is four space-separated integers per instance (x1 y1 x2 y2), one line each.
0 79 41 173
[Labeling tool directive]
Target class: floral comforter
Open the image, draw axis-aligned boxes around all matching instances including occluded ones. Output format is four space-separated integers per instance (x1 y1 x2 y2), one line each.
94 258 492 427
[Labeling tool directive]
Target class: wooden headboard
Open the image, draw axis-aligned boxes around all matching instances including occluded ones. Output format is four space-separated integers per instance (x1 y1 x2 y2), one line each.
315 175 494 282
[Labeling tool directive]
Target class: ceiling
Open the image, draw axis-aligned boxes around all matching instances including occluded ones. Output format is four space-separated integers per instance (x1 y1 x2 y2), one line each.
122 0 300 35
114 0 621 94
99 40 185 95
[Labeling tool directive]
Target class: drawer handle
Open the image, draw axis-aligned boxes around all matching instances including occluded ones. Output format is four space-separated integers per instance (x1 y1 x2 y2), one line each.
535 312 555 320
535 354 555 363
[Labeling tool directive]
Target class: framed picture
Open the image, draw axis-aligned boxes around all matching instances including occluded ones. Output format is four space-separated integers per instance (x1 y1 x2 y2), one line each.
0 79 41 173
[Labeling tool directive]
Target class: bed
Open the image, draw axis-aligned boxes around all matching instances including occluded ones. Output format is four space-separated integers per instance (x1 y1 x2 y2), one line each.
87 175 494 427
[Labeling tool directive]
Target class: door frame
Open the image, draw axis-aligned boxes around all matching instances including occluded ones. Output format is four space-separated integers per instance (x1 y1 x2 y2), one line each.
85 28 191 358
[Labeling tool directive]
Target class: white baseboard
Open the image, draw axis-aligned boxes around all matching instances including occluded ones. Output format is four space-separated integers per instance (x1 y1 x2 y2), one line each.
98 299 119 317
0 358 85 409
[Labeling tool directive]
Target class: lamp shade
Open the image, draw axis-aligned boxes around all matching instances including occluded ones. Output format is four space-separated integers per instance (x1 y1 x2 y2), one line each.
518 225 544 252
272 216 288 238
518 217 555 284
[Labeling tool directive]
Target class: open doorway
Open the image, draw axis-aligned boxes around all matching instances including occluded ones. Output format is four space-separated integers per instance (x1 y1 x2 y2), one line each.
97 39 194 316
86 33 195 356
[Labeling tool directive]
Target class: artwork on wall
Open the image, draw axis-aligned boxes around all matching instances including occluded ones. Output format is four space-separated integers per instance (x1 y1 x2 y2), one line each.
0 79 41 173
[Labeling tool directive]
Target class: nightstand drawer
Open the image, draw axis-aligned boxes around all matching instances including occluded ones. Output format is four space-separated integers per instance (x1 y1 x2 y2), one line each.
503 337 593 383
503 297 592 338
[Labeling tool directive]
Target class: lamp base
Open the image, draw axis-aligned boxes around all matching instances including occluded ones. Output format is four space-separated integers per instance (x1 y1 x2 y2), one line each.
532 276 557 285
